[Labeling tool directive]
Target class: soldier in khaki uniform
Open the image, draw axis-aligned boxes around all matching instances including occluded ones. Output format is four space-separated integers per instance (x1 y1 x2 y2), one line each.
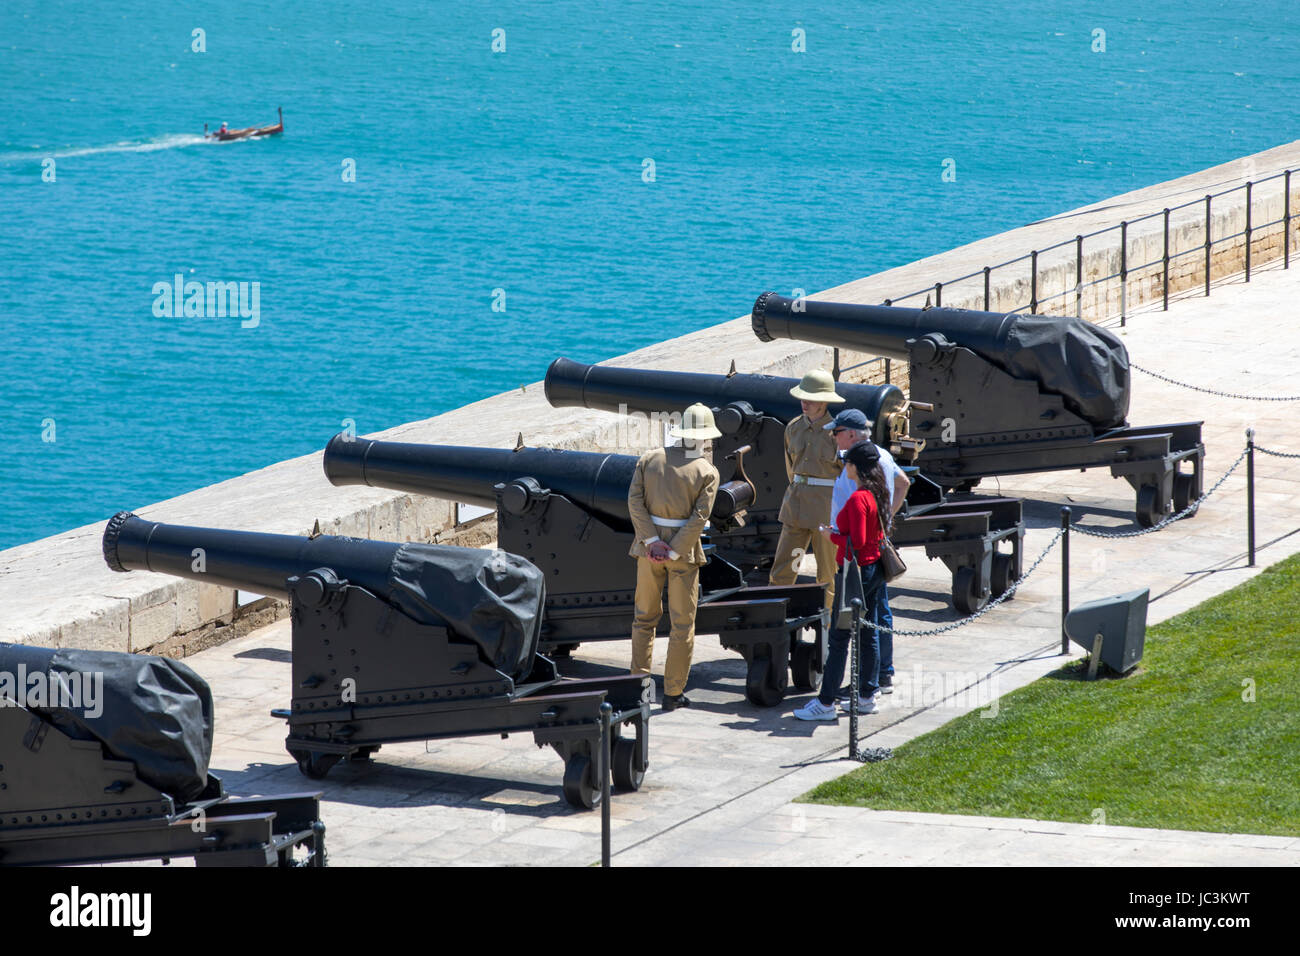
769 369 845 606
627 403 721 711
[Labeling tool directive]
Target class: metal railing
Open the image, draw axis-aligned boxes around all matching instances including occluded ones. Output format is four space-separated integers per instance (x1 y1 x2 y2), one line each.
840 166 1298 385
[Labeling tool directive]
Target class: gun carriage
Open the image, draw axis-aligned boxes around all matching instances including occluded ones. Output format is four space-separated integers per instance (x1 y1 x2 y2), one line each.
323 437 827 706
544 358 1027 614
752 292 1205 530
102 511 648 808
0 644 325 866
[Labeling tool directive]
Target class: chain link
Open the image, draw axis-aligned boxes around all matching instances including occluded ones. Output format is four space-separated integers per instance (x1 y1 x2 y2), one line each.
1131 363 1300 401
1070 447 1247 539
1256 444 1300 460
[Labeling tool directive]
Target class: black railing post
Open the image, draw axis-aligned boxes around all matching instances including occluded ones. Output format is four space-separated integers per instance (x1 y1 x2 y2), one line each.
1075 234 1084 318
935 282 942 308
1204 195 1213 296
848 598 863 760
1029 250 1038 313
832 347 841 381
1285 170 1292 270
1060 507 1071 655
983 266 991 311
884 358 891 385
1246 428 1256 568
1119 221 1128 326
599 701 611 867
1162 208 1171 311
1245 181 1253 282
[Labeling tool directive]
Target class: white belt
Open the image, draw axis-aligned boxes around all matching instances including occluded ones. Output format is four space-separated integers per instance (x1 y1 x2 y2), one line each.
792 474 836 487
650 515 689 527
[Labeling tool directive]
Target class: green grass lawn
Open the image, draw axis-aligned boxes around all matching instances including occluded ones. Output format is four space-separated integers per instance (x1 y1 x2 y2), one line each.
801 553 1300 835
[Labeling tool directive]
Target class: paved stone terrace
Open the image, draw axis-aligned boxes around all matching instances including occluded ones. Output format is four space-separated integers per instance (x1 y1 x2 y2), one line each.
164 261 1300 866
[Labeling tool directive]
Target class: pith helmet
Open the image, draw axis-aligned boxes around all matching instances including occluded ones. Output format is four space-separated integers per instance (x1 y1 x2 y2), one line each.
788 368 846 403
670 403 723 440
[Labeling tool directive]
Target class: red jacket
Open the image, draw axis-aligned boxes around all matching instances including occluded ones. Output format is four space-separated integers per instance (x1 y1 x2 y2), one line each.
830 488 882 566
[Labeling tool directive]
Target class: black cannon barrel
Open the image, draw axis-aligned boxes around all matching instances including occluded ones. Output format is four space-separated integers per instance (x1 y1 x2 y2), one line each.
324 435 637 521
544 357 905 441
752 291 1131 429
104 511 402 601
753 291 1026 362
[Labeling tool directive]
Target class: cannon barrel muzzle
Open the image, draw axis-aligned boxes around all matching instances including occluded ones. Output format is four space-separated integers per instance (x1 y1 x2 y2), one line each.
324 435 638 521
103 510 403 601
752 291 1131 429
544 357 905 446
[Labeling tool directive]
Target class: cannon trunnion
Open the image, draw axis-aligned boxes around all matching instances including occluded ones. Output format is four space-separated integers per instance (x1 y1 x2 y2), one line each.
323 437 827 707
544 358 1027 614
102 511 651 808
752 292 1206 529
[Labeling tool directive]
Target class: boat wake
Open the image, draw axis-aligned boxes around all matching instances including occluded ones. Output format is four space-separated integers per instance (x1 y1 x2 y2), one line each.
0 133 212 163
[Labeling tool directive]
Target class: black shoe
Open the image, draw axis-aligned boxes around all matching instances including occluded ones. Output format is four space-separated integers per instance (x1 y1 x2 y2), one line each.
662 693 692 712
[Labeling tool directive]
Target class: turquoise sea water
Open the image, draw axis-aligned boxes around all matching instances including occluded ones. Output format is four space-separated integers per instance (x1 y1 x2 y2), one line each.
3 1 1298 550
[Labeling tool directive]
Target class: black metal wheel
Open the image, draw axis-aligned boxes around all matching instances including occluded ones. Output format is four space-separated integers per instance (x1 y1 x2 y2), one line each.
951 566 987 616
1172 473 1197 517
990 552 1017 599
1135 484 1163 528
291 750 341 780
790 641 821 691
611 737 645 792
562 753 601 810
745 656 785 707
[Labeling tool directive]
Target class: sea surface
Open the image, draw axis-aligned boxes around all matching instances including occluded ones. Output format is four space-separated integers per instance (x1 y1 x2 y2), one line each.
3 0 1298 550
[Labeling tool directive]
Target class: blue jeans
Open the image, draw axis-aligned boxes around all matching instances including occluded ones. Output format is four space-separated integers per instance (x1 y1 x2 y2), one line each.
873 583 894 681
818 562 884 706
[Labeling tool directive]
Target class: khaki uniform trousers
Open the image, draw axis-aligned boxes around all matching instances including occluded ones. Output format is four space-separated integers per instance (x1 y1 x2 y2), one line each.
769 524 839 609
630 554 700 697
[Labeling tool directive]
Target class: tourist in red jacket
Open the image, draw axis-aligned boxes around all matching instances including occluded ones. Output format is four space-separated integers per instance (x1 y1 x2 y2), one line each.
793 441 889 720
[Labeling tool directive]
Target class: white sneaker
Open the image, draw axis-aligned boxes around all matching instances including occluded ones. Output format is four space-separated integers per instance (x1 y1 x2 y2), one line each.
840 695 879 715
792 698 839 721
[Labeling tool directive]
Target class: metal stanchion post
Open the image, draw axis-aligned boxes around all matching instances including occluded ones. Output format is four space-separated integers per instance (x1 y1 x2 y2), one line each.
1247 429 1256 567
600 701 611 867
1061 507 1071 654
849 597 862 760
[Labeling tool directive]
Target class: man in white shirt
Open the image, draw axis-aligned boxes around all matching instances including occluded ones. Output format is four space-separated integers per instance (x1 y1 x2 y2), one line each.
824 408 910 693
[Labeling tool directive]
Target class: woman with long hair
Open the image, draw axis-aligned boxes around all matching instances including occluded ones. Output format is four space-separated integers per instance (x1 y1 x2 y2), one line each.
793 441 887 720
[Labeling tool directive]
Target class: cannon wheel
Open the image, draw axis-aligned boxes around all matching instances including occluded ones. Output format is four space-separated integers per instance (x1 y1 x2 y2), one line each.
562 754 601 810
789 642 821 691
990 553 1017 600
952 567 988 617
611 737 645 792
1173 473 1198 517
1135 485 1163 528
291 750 342 780
745 656 785 707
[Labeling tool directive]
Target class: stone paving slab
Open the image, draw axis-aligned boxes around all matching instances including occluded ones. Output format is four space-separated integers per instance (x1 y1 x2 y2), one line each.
120 259 1300 868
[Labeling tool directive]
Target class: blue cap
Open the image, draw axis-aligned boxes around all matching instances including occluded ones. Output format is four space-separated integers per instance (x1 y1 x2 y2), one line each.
823 408 870 431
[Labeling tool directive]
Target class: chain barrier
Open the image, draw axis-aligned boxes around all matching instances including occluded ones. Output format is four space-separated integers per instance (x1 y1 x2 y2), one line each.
862 528 1065 637
1131 364 1300 402
1071 447 1248 539
1256 444 1300 459
863 440 1255 636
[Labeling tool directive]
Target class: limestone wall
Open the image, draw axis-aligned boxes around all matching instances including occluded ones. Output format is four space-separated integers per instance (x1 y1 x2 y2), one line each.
3 141 1298 655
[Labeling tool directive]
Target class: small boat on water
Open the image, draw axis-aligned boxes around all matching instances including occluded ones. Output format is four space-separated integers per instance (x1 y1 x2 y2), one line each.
205 108 283 141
